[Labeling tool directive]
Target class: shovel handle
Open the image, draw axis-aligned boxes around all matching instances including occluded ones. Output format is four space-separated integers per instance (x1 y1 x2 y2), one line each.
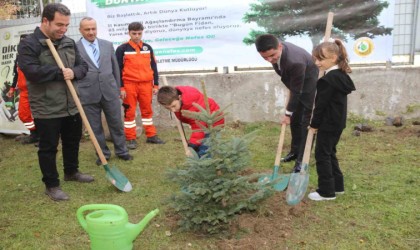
318 12 335 78
302 129 315 165
175 115 191 155
161 76 192 156
274 123 287 166
324 12 334 42
45 39 108 165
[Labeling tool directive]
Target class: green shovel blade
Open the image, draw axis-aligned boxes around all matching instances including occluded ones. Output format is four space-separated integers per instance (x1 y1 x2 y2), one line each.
103 164 132 192
273 173 290 191
258 165 290 191
286 164 309 205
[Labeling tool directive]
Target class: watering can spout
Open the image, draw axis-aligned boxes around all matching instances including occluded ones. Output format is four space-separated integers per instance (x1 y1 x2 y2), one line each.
127 208 159 241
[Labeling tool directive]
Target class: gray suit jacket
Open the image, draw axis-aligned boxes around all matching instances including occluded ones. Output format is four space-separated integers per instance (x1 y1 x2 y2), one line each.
76 38 121 104
272 42 318 112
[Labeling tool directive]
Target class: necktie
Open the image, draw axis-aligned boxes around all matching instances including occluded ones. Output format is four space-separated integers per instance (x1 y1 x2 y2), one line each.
90 43 100 66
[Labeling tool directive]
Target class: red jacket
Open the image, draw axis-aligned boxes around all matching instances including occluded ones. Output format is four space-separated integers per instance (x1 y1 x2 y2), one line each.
174 86 224 145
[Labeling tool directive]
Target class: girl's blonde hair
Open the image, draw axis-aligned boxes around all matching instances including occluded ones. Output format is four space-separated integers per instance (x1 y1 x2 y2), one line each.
312 39 352 73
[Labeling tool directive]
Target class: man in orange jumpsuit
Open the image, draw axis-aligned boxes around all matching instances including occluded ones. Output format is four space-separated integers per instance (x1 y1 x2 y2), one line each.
116 22 164 149
7 34 39 145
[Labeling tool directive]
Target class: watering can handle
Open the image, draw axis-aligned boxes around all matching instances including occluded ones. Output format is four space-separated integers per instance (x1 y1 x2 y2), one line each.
76 204 128 230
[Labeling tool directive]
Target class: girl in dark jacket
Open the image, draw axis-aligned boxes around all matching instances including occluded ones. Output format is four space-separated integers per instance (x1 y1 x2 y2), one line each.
308 39 356 201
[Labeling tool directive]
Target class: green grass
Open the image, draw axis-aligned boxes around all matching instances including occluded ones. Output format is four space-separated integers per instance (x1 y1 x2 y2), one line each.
0 121 419 249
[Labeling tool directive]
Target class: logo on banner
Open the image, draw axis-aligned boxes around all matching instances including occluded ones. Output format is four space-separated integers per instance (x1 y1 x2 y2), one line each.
3 31 11 41
353 37 374 57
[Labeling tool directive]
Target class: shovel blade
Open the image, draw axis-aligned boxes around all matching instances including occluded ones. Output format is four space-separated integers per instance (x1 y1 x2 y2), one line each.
258 165 279 184
273 174 290 191
103 164 132 192
286 170 309 206
258 165 290 192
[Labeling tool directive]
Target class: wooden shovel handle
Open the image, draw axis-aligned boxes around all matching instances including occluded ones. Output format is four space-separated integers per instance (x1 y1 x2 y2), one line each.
302 129 315 165
318 12 335 78
324 12 334 42
175 116 191 155
274 123 287 166
46 39 108 165
161 76 192 156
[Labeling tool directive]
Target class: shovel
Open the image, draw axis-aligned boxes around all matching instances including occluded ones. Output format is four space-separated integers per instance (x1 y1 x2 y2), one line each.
258 123 290 191
286 129 315 205
161 76 194 158
46 39 132 192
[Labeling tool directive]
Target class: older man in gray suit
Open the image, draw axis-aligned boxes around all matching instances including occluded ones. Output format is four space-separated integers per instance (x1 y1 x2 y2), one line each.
76 17 132 165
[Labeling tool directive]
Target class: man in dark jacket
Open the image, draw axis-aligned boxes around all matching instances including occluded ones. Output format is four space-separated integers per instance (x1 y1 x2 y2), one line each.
18 3 93 201
255 34 319 172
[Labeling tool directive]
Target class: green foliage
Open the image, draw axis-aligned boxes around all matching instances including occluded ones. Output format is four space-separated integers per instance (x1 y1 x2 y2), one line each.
243 0 393 47
166 84 271 234
404 103 420 114
347 112 368 124
374 110 386 116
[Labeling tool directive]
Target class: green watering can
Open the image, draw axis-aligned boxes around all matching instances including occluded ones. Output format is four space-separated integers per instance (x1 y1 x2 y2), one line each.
77 204 159 250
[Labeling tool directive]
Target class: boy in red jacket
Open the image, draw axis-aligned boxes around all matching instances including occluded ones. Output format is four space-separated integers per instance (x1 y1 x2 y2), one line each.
157 85 224 157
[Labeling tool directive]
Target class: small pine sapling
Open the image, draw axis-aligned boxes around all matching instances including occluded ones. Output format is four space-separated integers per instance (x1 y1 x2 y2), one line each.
167 81 272 234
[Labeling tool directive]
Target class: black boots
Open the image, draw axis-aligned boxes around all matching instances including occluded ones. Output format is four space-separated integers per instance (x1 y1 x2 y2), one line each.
64 172 94 183
281 152 297 162
21 130 39 145
45 187 69 201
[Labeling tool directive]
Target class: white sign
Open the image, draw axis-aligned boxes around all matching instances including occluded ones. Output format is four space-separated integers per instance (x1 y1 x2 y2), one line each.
86 0 394 70
87 0 263 71
0 24 36 134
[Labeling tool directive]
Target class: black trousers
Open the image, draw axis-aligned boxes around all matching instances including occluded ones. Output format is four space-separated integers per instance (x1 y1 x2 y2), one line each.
34 114 82 188
290 102 313 163
314 129 344 197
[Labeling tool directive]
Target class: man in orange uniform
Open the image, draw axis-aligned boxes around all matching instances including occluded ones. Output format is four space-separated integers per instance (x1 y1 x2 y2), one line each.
7 34 39 145
116 22 164 150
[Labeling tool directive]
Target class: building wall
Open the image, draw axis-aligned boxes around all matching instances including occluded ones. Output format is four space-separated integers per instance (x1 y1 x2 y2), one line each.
1 3 419 126
153 67 420 127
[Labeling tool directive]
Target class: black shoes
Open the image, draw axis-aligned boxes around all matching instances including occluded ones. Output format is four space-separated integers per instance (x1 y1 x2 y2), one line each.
146 136 165 144
127 136 164 147
127 140 138 150
46 172 94 202
292 161 302 173
45 186 69 201
281 152 297 163
117 154 133 161
96 154 133 165
64 172 94 183
21 130 39 145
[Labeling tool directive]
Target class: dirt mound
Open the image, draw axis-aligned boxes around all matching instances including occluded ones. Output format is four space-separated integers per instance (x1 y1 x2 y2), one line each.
216 192 311 249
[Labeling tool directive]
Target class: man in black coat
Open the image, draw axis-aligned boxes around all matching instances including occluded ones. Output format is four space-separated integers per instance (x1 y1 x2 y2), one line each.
18 3 93 201
255 34 319 172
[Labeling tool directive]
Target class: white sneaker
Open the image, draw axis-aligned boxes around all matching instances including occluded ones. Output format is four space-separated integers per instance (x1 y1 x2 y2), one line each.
335 191 345 195
308 192 336 201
